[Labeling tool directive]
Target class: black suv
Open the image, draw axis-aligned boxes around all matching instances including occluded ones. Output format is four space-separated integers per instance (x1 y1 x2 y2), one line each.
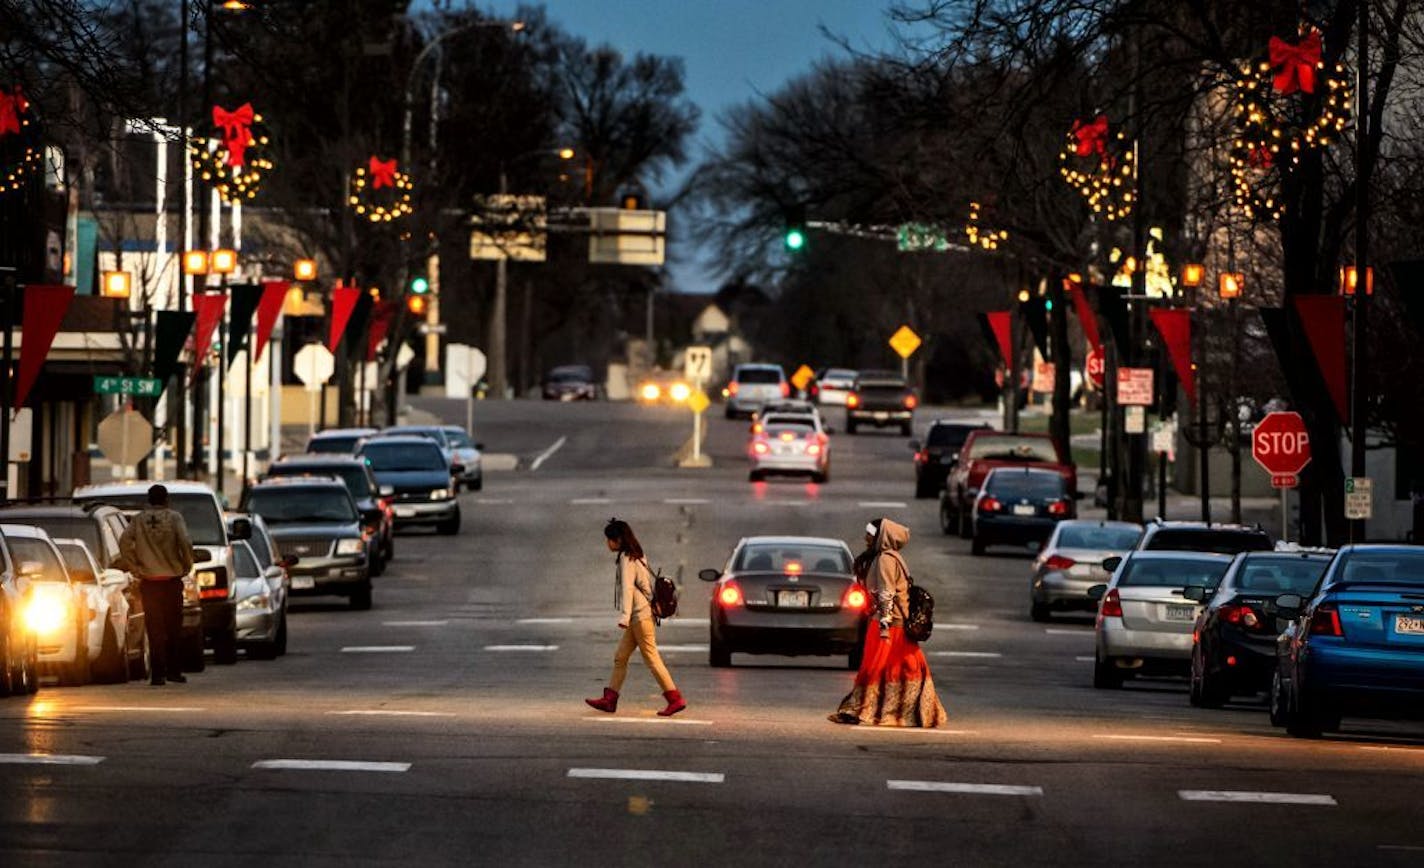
357 436 461 535
263 455 394 573
911 421 990 499
239 478 374 610
1132 520 1275 555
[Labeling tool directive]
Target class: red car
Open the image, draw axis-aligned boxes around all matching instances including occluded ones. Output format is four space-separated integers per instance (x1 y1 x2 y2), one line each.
940 430 1076 537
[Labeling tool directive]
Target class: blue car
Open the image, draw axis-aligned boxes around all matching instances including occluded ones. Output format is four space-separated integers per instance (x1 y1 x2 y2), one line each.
1270 545 1424 738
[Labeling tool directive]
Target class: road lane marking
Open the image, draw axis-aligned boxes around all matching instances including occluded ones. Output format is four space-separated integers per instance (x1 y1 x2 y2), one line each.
765 500 809 507
0 753 105 766
570 497 612 505
516 618 575 625
474 498 514 505
327 710 456 717
665 618 710 627
587 717 714 727
888 780 1041 796
1044 628 1089 635
657 644 709 652
1179 790 1335 805
665 498 710 505
928 651 1001 658
858 501 908 509
1075 656 1095 662
1095 734 1222 744
341 646 415 653
382 620 449 627
253 759 410 773
568 768 723 783
939 624 979 631
530 436 568 471
483 644 559 652
70 706 204 713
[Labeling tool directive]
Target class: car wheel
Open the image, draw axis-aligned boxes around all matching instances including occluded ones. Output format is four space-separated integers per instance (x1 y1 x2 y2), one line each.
1093 652 1123 689
1190 646 1226 709
901 423 912 437
181 629 206 672
724 407 735 420
709 636 732 668
437 512 461 535
22 637 39 693
748 470 763 483
1030 602 1051 623
847 643 863 670
939 500 954 535
956 499 972 539
471 475 483 492
213 629 239 665
384 536 395 563
128 630 151 682
369 551 386 578
0 630 14 696
971 536 986 556
1268 668 1288 727
274 612 288 656
350 584 373 611
914 479 936 500
92 624 127 684
811 471 827 484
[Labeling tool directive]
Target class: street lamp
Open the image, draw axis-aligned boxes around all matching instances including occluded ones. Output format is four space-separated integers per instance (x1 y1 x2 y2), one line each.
1180 263 1204 288
211 248 238 276
101 270 133 299
183 249 210 275
1218 272 1244 300
1340 265 1373 296
294 258 317 282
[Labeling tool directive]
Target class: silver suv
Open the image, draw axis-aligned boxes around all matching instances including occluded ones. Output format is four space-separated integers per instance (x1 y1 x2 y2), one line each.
725 364 789 419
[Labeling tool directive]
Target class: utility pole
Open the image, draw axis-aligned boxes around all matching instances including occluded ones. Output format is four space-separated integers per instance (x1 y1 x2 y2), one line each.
176 0 190 475
488 170 509 399
1349 0 1371 542
0 268 15 505
1122 32 1148 524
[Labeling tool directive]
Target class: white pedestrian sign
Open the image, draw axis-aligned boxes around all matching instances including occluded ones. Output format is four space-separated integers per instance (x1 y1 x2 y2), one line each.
293 344 335 391
684 346 712 384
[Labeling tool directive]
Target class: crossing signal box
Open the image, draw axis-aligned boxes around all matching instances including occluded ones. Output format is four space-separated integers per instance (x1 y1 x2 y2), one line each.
406 294 428 316
409 276 430 295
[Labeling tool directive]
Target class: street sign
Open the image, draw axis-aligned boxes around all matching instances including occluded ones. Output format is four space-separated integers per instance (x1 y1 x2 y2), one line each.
293 344 335 391
1117 367 1154 406
469 194 548 262
896 223 952 253
418 323 448 335
790 364 815 392
1251 412 1311 484
1032 360 1055 394
8 408 32 462
588 208 667 266
96 408 155 469
684 345 713 383
889 325 922 359
1124 405 1146 434
396 344 416 371
687 390 710 415
1345 476 1373 520
1085 346 1105 389
94 376 163 397
1151 424 1175 456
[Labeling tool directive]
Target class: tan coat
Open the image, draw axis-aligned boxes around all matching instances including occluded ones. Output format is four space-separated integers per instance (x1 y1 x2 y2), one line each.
118 506 195 580
869 519 911 626
618 556 654 625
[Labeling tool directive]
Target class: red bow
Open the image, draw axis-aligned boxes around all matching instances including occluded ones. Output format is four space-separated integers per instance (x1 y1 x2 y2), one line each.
0 86 28 137
1247 145 1274 168
1071 114 1109 157
369 156 398 189
212 103 255 167
1268 32 1322 95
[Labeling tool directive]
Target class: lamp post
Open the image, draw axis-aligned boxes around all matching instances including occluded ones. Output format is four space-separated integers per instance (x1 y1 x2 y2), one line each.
210 248 236 492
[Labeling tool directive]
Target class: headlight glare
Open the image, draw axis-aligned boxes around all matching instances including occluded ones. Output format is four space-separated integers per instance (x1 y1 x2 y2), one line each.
237 592 272 611
429 488 452 501
24 590 69 636
335 538 366 556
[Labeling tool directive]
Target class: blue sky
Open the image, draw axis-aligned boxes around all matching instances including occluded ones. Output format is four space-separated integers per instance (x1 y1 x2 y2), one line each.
486 0 902 293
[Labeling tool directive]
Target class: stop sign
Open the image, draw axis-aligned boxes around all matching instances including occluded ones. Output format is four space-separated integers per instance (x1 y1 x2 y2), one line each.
1252 411 1311 486
1086 346 1105 389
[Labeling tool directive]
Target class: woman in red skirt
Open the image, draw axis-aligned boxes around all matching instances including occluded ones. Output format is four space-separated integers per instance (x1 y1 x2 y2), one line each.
832 518 947 727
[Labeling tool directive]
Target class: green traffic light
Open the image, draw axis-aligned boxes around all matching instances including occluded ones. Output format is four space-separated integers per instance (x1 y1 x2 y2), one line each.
410 277 430 295
784 228 806 251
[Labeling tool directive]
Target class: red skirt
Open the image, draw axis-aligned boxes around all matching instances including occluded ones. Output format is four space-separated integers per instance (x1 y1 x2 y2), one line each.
831 625 948 727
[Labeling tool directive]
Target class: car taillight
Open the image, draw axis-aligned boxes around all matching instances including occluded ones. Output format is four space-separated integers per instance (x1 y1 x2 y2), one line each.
1047 500 1070 516
913 450 927 464
1221 603 1265 632
752 422 764 434
780 431 795 442
1099 588 1123 618
752 441 769 454
843 586 868 610
728 382 739 396
1043 554 1076 571
807 443 822 456
846 393 860 408
904 394 918 409
780 382 790 397
718 582 744 608
1310 604 1342 637
978 496 1002 514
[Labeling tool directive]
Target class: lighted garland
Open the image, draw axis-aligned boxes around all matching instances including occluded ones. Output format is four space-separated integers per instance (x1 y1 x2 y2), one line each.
347 156 413 223
0 85 41 197
1057 114 1136 221
964 202 1008 251
189 108 274 203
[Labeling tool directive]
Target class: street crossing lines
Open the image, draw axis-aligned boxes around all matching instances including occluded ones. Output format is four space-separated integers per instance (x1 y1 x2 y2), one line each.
516 617 575 625
569 497 612 505
664 498 710 505
1179 790 1336 806
568 768 724 783
928 651 1002 658
341 645 415 653
1095 734 1223 744
483 644 560 651
252 759 411 773
888 780 1042 797
657 644 710 652
327 710 456 718
938 623 979 631
69 706 204 713
1044 628 1090 635
530 436 568 471
586 717 714 727
858 501 908 509
0 753 105 766
382 620 449 627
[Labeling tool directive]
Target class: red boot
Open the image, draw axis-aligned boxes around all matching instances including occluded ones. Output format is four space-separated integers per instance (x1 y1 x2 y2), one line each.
657 689 687 717
585 688 618 713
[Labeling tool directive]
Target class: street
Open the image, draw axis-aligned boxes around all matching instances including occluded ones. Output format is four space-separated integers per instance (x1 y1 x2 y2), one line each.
1 400 1421 867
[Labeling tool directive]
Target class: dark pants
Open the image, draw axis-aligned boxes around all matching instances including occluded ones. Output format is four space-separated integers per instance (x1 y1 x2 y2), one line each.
140 579 184 678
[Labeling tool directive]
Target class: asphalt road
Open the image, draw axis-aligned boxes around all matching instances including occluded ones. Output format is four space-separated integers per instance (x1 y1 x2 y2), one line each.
3 399 1423 867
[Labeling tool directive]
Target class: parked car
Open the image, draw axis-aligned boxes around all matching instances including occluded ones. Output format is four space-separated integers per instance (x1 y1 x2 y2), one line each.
812 368 858 406
239 477 372 610
305 427 378 455
232 539 289 658
943 431 1077 537
911 421 991 499
700 536 865 669
52 537 147 683
1185 550 1333 707
1131 519 1275 555
0 526 39 696
2 524 90 685
969 467 1077 556
1029 520 1143 622
1271 545 1424 737
264 454 394 571
844 370 916 436
357 436 461 535
725 364 789 419
73 481 232 669
1089 550 1234 689
439 425 485 492
542 364 599 400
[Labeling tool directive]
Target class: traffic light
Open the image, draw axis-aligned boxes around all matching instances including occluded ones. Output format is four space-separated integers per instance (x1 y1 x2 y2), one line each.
783 205 807 252
406 294 428 316
409 276 430 295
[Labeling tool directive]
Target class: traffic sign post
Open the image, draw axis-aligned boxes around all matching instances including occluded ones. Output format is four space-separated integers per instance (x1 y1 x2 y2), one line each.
1116 368 1154 406
790 364 815 395
889 325 922 380
1252 411 1311 542
97 408 155 478
1085 347 1105 390
1345 477 1373 521
94 376 163 397
681 346 714 468
293 344 336 435
683 345 712 384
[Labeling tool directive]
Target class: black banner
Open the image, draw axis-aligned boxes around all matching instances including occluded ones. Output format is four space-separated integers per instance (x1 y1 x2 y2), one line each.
152 310 196 386
226 283 263 364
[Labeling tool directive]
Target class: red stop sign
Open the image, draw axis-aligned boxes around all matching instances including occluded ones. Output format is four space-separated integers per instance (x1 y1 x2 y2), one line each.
1086 347 1105 388
1252 411 1311 478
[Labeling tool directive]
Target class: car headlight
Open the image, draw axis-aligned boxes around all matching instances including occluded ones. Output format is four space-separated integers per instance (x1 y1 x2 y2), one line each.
335 538 366 556
237 592 272 611
429 488 452 501
24 589 69 636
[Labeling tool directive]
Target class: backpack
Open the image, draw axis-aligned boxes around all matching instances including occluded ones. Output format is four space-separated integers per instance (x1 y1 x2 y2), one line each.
640 560 679 621
904 576 935 643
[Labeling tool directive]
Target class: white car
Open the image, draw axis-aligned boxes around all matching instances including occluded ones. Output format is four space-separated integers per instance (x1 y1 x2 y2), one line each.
814 368 858 406
1090 550 1233 689
52 537 146 683
2 524 90 685
748 418 831 484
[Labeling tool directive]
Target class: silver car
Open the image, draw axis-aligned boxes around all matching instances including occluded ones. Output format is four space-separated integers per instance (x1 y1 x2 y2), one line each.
2 524 89 685
439 425 485 492
1091 551 1233 689
233 540 289 659
725 364 789 419
814 368 858 406
1030 520 1142 622
748 418 830 483
52 538 147 683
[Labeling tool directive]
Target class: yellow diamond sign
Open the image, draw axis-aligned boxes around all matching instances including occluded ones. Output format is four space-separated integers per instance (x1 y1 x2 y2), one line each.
889 325 922 359
790 364 815 392
687 390 710 415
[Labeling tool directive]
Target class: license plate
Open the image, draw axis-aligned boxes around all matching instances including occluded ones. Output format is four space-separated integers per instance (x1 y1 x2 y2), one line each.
395 507 416 518
1165 604 1196 621
1012 504 1036 516
779 590 810 608
1396 615 1424 635
873 412 889 421
291 575 315 590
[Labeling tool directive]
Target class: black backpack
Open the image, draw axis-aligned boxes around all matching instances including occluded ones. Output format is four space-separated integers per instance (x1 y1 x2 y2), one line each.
904 577 935 643
640 561 679 621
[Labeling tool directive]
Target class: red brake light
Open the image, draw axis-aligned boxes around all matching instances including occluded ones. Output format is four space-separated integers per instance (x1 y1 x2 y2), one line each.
1047 500 1070 516
780 382 791 397
1043 554 1076 571
718 582 744 608
904 394 918 410
752 422 764 434
199 588 228 600
728 382 739 396
807 443 822 456
846 393 860 408
978 496 1002 513
1310 604 1342 637
843 586 868 610
779 431 795 442
752 441 769 454
1221 604 1264 631
1099 588 1123 618
785 561 802 575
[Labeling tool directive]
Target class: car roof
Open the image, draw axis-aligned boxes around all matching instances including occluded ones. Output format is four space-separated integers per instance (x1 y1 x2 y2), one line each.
311 428 377 438
74 480 217 498
985 466 1064 478
1055 519 1142 529
739 536 849 548
359 435 441 447
0 503 115 518
929 420 991 430
1335 544 1422 555
1146 520 1265 532
1126 550 1233 561
384 425 440 432
273 454 368 466
0 523 56 540
247 477 348 490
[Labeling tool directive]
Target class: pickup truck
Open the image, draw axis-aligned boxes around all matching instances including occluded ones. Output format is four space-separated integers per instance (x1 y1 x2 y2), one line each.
845 371 917 436
940 430 1077 537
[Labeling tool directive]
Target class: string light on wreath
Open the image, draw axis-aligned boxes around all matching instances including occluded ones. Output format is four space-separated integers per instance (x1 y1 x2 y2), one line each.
964 202 1008 251
190 103 274 203
0 85 41 197
1057 113 1135 221
347 155 413 223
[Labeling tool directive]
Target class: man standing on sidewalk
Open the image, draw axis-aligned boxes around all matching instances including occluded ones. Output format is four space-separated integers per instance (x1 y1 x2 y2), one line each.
118 484 195 685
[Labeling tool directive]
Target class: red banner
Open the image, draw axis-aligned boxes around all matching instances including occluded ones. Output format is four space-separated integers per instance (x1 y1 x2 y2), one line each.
1149 307 1194 402
366 300 396 362
328 285 360 352
1069 281 1101 351
1293 295 1347 424
14 284 76 408
191 292 228 370
986 310 1013 366
252 280 289 362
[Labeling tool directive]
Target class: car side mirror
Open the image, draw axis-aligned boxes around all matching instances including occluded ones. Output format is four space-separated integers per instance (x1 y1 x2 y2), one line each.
1087 583 1108 601
380 485 395 497
1274 593 1304 619
1102 556 1122 573
264 565 284 580
908 440 921 451
698 568 720 582
1182 586 1208 603
229 517 252 541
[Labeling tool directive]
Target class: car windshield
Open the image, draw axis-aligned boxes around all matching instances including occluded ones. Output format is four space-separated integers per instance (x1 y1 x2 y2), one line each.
8 537 67 582
270 465 372 498
82 493 226 545
244 489 355 523
823 369 856 381
233 543 261 579
737 368 782 384
550 368 591 382
308 435 360 454
969 436 1059 462
1334 551 1424 586
13 517 100 557
1144 529 1273 554
54 543 97 583
1235 557 1329 593
735 543 850 574
444 429 476 450
858 383 906 394
926 426 975 448
1057 525 1142 550
987 473 1063 498
1119 557 1229 588
360 442 446 472
389 428 449 449
761 416 814 429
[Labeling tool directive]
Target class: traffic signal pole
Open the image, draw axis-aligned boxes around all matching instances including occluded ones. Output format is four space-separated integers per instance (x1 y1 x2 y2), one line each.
1349 0 1371 543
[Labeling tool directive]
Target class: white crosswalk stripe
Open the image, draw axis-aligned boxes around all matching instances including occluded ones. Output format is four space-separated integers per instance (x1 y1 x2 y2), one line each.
888 780 1041 796
568 768 723 783
253 759 411 773
1179 790 1336 805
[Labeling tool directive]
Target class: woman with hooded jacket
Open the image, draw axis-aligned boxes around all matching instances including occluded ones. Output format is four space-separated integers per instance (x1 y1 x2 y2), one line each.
585 519 687 717
832 518 947 727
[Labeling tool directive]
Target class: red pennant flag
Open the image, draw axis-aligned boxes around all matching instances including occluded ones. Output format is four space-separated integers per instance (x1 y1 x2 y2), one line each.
985 311 1013 366
1149 308 1194 402
1293 295 1347 424
1068 282 1101 351
252 280 289 362
366 300 396 362
328 285 360 352
191 292 228 371
14 284 76 408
